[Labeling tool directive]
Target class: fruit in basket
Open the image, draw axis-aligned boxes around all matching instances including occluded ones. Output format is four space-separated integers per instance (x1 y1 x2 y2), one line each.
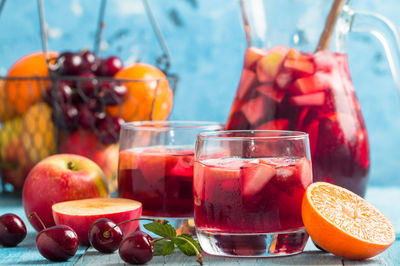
106 63 173 121
60 130 119 193
52 198 142 245
21 102 57 163
22 154 109 232
0 117 33 189
97 56 124 77
1 51 59 122
302 182 395 259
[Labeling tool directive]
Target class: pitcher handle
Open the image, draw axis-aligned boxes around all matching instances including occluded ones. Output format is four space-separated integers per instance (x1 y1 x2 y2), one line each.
342 5 400 92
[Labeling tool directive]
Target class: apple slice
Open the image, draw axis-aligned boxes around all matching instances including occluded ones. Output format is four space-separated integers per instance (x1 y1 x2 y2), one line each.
240 96 267 125
244 47 268 69
237 69 256 99
256 46 288 82
289 91 325 106
257 119 289 130
256 84 285 103
241 162 276 196
52 198 142 245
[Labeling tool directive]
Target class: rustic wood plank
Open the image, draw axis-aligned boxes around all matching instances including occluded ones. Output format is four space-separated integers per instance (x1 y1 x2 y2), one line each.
0 195 88 265
74 246 166 265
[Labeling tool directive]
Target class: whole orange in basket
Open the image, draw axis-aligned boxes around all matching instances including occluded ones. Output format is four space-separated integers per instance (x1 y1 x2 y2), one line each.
302 182 395 260
1 51 58 122
106 63 173 122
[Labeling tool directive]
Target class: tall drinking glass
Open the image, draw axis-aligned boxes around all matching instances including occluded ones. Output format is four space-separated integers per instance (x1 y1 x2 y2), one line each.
118 121 223 233
194 130 312 257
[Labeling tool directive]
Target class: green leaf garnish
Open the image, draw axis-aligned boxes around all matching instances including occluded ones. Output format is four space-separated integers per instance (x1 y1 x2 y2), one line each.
144 222 176 238
173 234 202 256
144 221 203 265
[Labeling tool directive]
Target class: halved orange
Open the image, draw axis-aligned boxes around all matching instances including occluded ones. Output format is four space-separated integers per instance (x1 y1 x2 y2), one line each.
302 182 395 260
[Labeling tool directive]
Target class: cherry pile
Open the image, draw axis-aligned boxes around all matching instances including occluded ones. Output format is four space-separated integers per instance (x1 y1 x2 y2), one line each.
45 50 127 144
1 212 202 265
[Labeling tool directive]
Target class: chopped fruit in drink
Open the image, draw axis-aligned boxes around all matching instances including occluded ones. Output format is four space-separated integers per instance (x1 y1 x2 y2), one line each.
287 72 329 95
244 47 267 69
313 50 337 72
295 107 309 130
256 46 288 82
237 69 256 99
240 96 267 125
296 157 312 189
256 84 285 102
257 119 289 130
119 150 140 170
354 130 369 169
302 182 395 259
226 111 249 130
289 91 325 106
284 48 315 75
169 154 194 177
304 119 319 156
240 162 276 196
275 69 293 89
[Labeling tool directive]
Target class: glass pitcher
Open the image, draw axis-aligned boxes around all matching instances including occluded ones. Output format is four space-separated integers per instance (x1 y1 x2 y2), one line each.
226 0 400 197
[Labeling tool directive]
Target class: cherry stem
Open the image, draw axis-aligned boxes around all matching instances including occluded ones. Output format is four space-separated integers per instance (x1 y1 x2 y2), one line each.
28 212 46 231
103 218 168 238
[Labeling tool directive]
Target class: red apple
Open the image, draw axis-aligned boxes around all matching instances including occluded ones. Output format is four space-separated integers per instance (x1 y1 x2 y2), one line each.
22 154 109 232
60 130 119 193
52 198 142 245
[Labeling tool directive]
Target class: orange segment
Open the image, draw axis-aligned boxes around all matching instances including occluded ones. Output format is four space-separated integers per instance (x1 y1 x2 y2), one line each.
106 63 173 122
302 182 395 260
2 51 58 121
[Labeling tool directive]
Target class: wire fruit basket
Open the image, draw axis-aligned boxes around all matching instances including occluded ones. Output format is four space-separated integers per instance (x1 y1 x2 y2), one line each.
0 0 178 194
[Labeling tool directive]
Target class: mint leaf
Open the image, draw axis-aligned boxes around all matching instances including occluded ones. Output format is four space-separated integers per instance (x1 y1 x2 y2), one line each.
143 222 176 238
173 234 202 256
153 240 175 256
162 240 175 256
153 240 166 256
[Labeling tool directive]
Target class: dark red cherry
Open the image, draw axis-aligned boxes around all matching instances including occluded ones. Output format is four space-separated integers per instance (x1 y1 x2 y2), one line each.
0 213 27 247
36 225 79 261
96 116 124 144
88 218 123 253
98 81 127 105
77 72 98 97
81 50 96 71
52 104 79 131
98 56 123 77
58 52 84 75
44 81 78 105
119 231 153 265
78 105 96 129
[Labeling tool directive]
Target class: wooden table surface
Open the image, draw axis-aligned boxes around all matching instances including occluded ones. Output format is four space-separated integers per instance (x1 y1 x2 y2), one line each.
1 186 399 265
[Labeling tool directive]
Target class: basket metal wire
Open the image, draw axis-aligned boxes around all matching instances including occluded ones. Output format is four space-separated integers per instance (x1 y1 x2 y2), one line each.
0 0 178 193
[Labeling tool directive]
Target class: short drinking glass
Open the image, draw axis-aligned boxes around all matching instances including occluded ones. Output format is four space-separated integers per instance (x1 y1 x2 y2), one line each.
118 121 223 232
194 130 312 257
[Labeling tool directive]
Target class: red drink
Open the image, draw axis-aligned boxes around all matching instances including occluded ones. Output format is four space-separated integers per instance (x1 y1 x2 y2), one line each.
118 146 194 217
226 46 370 196
194 156 311 256
194 157 310 233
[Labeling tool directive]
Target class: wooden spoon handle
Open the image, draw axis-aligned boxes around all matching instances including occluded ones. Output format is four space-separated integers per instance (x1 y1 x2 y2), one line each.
316 0 345 52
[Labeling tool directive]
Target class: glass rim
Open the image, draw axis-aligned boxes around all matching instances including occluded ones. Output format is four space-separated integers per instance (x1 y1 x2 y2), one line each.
197 130 308 141
121 121 224 131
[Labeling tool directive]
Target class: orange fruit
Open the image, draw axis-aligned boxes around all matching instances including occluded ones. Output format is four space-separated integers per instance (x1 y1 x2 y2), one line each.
2 51 58 121
302 182 395 260
106 63 173 122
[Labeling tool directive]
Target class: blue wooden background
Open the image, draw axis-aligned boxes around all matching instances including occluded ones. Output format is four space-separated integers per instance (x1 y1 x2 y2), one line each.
0 0 399 188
